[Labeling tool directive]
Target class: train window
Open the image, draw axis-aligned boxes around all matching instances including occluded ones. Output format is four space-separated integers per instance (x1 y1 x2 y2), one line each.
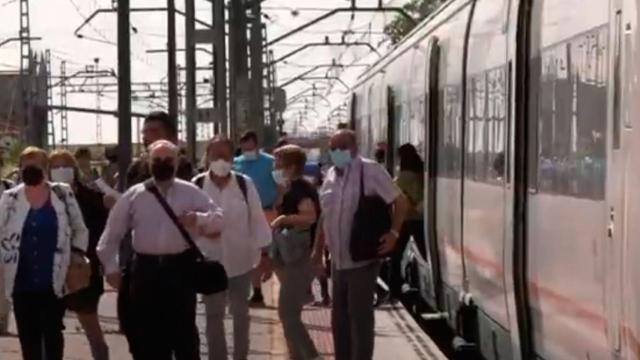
464 0 509 185
530 13 608 200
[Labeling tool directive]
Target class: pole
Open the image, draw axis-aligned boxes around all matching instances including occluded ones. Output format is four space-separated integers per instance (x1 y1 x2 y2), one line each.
185 0 197 163
213 0 227 136
228 0 248 141
249 1 264 140
167 0 178 123
117 0 132 191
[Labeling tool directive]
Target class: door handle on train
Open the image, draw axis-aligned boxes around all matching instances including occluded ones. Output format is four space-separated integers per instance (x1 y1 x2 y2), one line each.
608 207 615 238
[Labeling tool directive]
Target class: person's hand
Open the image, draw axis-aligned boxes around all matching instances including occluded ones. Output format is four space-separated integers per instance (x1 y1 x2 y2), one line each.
378 231 399 255
179 211 198 228
200 230 221 241
103 194 118 209
270 215 287 229
257 256 273 282
106 272 122 290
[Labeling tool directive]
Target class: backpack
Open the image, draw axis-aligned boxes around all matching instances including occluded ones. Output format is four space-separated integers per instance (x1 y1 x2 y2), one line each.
195 172 248 204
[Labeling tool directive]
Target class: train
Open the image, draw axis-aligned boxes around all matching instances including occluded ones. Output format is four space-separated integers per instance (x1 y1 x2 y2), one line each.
348 0 640 359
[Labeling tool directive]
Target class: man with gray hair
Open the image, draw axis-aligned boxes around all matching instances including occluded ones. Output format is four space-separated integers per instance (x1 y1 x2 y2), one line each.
313 130 409 360
98 140 225 359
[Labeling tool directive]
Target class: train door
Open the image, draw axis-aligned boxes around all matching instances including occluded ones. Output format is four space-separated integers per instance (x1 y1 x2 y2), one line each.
424 37 443 308
604 1 627 354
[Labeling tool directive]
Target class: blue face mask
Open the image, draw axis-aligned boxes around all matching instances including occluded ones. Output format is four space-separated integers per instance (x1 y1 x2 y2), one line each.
243 150 258 160
329 149 352 169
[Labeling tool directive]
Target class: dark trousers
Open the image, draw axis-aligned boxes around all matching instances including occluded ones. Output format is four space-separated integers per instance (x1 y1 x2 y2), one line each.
332 262 380 360
390 220 425 299
129 252 200 360
13 290 65 360
118 235 136 352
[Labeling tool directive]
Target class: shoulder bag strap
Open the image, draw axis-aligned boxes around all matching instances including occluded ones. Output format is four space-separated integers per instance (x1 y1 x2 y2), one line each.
51 184 85 255
360 162 365 197
234 172 248 203
143 180 203 259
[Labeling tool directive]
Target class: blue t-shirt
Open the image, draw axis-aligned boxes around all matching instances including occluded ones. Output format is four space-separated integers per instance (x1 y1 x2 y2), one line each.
15 201 58 294
234 152 278 209
303 162 322 186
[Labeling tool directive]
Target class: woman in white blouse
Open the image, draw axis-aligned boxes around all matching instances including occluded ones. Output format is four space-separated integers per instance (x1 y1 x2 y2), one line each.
0 146 88 360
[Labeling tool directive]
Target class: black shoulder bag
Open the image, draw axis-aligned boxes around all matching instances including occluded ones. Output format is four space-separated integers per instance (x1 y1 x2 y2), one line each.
349 165 392 262
144 180 228 295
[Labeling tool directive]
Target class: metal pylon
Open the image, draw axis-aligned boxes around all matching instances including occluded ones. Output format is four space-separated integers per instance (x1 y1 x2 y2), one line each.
45 50 56 148
19 0 32 140
59 61 69 147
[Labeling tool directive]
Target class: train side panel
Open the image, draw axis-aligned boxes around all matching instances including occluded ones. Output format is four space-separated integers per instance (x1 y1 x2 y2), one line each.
462 2 513 359
526 0 611 358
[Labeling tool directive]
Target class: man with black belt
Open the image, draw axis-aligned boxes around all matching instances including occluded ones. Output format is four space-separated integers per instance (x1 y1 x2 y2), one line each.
118 111 195 350
98 140 224 359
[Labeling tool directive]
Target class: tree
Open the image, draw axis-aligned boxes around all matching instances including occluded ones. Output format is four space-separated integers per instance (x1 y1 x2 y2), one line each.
384 0 447 44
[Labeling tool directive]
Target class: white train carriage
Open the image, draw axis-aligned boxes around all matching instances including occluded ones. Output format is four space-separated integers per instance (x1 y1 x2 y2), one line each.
349 0 640 359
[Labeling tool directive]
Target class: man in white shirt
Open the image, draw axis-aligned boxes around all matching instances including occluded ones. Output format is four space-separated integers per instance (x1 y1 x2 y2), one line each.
97 140 225 360
193 136 272 360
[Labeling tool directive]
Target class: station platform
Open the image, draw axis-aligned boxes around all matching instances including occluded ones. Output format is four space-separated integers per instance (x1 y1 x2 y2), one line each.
0 278 447 359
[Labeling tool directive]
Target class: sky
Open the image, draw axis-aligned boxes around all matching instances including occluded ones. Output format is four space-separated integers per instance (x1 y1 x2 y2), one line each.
0 0 407 144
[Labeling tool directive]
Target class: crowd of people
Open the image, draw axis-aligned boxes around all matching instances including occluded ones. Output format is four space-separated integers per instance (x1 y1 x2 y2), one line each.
0 110 427 360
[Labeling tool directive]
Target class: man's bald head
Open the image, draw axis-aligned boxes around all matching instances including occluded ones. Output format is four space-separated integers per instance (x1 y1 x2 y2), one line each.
148 140 179 160
329 129 358 155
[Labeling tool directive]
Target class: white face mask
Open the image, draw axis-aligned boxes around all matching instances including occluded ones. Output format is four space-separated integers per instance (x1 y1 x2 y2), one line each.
209 159 232 177
50 167 75 184
272 169 287 186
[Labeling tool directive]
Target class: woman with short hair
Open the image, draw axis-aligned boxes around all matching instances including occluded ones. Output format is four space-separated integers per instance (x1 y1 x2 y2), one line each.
0 146 89 360
49 150 112 360
271 144 321 360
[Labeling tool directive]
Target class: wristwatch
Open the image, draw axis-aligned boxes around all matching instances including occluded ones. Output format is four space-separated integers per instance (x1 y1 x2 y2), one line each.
390 229 400 239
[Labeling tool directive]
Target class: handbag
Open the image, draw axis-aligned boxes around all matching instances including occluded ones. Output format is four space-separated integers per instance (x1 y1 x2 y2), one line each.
270 227 312 265
349 165 392 262
50 185 92 294
144 181 228 295
66 252 92 294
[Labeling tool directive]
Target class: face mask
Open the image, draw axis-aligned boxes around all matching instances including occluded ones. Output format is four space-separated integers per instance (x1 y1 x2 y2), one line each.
151 159 176 182
243 151 258 160
209 159 232 177
329 149 352 169
272 169 287 186
22 165 45 186
51 167 75 184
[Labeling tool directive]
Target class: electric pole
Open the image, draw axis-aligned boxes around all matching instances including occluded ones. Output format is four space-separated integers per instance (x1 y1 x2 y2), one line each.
117 0 132 191
184 0 197 163
212 0 227 136
167 0 178 124
249 0 264 141
228 0 249 141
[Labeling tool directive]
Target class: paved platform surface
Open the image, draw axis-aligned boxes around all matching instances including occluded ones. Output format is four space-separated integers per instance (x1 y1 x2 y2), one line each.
0 279 447 359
